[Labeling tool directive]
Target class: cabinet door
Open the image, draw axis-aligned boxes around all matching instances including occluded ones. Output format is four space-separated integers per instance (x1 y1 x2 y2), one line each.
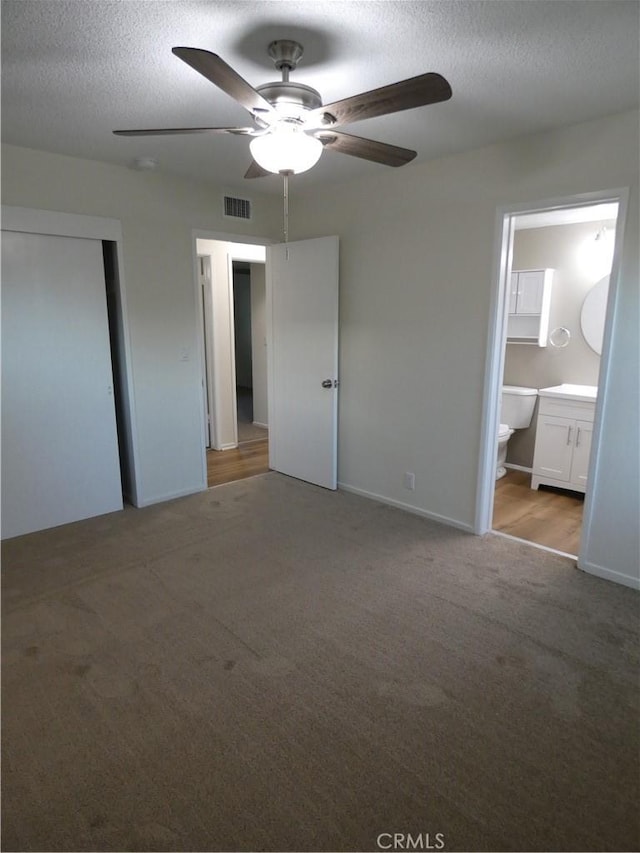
532 415 574 482
570 419 593 488
509 272 519 314
516 270 545 314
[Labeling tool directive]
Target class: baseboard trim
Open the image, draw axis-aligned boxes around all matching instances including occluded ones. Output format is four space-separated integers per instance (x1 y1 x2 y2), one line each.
337 482 474 533
505 463 533 473
136 483 207 508
252 421 268 429
577 559 640 590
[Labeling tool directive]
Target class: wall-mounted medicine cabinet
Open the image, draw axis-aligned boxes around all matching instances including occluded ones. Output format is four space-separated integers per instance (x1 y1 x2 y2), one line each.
507 268 554 346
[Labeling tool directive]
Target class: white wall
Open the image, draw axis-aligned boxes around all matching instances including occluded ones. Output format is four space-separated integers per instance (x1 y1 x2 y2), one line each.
1 144 281 504
2 111 638 588
289 109 639 587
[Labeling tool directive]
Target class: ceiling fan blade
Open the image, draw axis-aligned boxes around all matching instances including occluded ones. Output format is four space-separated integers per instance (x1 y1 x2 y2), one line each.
244 160 272 179
113 126 254 137
314 130 416 167
172 47 276 118
308 72 452 128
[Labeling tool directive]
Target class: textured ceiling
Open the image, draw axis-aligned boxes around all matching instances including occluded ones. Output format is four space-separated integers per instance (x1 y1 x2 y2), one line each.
2 0 638 196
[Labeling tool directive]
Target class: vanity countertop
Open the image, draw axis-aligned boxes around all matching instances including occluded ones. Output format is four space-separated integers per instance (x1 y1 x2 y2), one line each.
538 383 598 403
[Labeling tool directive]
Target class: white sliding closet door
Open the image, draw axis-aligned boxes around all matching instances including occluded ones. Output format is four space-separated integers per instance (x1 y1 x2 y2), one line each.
1 231 123 539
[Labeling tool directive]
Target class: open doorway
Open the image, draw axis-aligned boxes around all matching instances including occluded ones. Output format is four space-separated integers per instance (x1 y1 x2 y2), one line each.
195 236 269 487
476 189 629 562
193 230 340 493
232 260 269 445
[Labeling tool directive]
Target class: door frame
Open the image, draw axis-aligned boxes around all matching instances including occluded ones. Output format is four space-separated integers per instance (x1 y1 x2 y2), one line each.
191 230 271 478
1 205 141 506
197 254 214 448
474 188 630 559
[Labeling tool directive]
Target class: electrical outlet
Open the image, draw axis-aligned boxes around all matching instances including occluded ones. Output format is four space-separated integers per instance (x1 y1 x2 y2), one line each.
404 472 415 491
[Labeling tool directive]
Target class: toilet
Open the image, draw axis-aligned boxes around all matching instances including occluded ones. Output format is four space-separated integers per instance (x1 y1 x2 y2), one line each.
496 385 538 479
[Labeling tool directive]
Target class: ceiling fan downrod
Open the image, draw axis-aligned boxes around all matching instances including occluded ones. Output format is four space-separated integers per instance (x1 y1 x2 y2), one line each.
256 41 324 120
268 40 304 83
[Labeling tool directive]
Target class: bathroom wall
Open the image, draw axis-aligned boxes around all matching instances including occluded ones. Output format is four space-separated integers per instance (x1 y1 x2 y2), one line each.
504 218 616 467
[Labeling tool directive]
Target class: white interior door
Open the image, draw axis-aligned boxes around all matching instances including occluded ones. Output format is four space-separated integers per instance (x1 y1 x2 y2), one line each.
267 236 339 490
1 231 123 538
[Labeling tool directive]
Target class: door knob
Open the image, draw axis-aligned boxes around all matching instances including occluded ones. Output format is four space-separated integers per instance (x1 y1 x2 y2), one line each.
321 379 338 388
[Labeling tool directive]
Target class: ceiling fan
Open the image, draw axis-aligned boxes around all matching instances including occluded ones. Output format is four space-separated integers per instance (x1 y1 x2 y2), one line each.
114 40 452 178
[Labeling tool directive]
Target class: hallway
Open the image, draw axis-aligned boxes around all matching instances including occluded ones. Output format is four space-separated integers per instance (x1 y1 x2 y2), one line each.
207 439 269 487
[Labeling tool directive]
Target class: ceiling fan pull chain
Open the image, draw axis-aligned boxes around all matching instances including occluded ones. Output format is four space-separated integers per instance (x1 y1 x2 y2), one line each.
283 171 290 245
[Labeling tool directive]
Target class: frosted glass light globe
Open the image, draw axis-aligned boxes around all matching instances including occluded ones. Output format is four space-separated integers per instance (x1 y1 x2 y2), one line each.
250 127 322 175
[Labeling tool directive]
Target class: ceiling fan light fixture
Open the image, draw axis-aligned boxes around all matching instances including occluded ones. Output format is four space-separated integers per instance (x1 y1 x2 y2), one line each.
114 41 452 178
250 127 322 175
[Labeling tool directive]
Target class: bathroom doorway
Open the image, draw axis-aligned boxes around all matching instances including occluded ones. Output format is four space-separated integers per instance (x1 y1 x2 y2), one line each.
476 189 628 561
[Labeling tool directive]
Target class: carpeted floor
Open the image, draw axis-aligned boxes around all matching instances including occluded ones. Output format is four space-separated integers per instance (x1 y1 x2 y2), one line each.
2 473 638 852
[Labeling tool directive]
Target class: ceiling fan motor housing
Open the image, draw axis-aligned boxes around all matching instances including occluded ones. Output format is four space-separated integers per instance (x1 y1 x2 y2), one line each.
256 81 323 122
268 40 304 72
258 40 336 127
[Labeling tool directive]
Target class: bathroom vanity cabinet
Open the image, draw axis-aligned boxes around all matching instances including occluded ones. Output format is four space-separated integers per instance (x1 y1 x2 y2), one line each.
507 268 554 346
531 385 597 493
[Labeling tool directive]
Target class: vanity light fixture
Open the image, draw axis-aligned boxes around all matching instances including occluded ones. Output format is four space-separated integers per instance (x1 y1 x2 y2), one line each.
578 224 615 282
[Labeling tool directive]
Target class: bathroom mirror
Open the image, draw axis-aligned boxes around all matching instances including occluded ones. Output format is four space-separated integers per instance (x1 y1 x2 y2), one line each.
580 275 609 355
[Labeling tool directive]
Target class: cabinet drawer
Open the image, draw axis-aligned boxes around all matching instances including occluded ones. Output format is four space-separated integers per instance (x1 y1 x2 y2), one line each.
538 397 595 422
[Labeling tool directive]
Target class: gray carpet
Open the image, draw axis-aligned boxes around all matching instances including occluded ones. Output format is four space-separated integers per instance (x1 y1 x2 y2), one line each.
2 473 638 852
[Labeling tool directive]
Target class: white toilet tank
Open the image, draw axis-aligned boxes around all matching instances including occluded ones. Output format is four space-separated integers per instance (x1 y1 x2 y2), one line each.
501 385 538 428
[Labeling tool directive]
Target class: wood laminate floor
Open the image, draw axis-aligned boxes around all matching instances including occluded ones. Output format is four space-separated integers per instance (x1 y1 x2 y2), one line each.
493 469 584 555
207 439 270 487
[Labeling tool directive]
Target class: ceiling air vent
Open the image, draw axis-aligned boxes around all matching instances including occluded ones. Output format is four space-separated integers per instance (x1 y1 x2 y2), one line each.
223 195 252 220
